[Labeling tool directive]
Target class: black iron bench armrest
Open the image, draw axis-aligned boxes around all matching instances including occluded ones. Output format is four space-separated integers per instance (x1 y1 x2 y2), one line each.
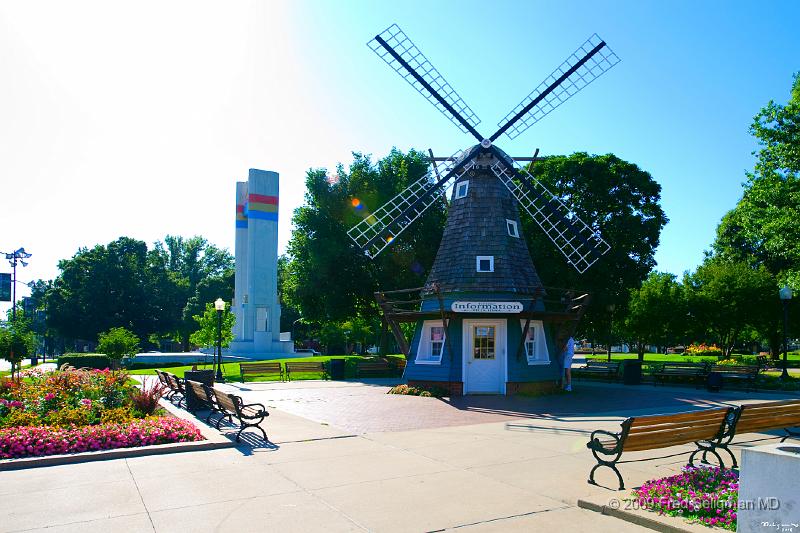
239 402 268 420
587 429 623 455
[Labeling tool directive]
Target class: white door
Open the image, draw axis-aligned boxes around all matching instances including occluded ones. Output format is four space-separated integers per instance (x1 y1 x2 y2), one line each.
463 319 506 394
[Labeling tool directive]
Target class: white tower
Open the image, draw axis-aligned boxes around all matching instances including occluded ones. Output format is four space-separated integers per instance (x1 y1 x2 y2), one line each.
229 169 294 357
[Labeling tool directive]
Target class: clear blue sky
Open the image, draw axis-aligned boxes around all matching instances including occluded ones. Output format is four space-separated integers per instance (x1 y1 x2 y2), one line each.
1 0 799 314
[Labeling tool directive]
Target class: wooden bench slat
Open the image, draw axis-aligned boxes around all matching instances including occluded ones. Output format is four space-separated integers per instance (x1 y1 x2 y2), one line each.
624 424 726 450
630 408 729 426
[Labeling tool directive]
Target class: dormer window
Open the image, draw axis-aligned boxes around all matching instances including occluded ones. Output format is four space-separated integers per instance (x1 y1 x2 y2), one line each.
455 181 469 199
506 219 519 238
476 256 494 272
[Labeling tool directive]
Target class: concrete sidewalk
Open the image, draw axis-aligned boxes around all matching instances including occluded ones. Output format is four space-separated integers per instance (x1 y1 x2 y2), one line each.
2 381 794 532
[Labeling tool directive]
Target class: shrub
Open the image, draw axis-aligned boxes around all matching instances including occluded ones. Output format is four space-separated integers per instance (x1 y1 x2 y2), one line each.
388 384 445 398
0 409 42 428
57 354 112 370
97 327 140 367
45 407 96 427
100 407 135 424
129 380 167 415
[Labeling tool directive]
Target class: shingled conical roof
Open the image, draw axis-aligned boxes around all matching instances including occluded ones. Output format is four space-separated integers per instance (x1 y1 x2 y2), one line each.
423 148 542 296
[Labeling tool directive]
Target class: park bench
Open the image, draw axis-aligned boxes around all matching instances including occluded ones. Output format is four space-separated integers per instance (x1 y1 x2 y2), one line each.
652 362 710 388
586 407 735 490
573 360 621 382
285 361 328 381
240 362 283 382
756 355 769 370
211 388 269 442
158 371 185 407
184 380 226 425
704 399 800 467
708 364 760 391
355 359 394 378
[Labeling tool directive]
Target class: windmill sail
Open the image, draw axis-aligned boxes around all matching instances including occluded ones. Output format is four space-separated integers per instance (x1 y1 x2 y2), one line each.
491 34 620 142
489 155 610 273
348 148 476 258
369 24 483 142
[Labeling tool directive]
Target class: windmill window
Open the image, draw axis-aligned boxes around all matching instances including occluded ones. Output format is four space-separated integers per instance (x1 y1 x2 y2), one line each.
454 181 469 199
506 219 519 238
415 321 446 365
519 319 550 365
476 256 494 272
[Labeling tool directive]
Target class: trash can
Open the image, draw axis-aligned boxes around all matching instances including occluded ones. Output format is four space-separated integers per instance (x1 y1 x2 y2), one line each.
706 372 722 392
622 359 642 385
329 358 345 380
184 369 215 411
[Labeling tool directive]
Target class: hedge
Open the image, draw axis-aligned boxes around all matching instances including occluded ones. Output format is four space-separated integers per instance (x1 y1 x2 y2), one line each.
56 354 112 370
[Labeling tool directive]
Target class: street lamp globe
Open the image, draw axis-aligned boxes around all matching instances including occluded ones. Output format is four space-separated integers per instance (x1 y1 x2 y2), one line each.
214 298 225 311
779 286 793 301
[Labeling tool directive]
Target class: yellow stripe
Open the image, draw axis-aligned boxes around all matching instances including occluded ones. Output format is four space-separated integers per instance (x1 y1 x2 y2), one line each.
247 203 278 213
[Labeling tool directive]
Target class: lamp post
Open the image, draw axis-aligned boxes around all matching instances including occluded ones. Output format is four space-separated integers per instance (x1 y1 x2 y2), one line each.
4 248 31 378
606 303 616 363
4 248 32 321
779 286 792 380
214 298 225 383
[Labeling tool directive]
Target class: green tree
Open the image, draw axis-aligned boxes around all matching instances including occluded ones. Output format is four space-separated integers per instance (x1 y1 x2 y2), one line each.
713 73 800 285
151 235 234 350
97 327 140 368
189 302 234 350
521 152 668 342
622 272 687 359
46 237 172 345
0 312 37 378
685 260 777 357
283 149 445 324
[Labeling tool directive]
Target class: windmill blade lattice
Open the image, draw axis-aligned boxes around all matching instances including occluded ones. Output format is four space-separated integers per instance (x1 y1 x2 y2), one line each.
492 34 620 142
348 149 475 258
489 158 611 273
369 24 483 141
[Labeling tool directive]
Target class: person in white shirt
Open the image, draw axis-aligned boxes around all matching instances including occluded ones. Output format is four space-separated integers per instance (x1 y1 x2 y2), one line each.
561 335 575 391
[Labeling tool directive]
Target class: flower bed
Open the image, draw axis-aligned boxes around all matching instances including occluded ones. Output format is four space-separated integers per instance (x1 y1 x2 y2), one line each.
685 343 724 358
0 417 203 459
0 367 204 460
631 466 738 530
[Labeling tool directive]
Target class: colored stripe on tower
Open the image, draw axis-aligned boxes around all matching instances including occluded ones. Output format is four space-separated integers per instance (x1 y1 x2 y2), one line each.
247 211 278 221
236 203 248 228
248 194 278 205
244 193 279 221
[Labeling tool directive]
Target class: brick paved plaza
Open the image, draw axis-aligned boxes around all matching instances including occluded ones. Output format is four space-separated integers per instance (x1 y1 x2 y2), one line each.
2 380 795 532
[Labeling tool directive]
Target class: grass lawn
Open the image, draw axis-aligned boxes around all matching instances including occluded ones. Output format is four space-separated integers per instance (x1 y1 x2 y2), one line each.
128 354 405 382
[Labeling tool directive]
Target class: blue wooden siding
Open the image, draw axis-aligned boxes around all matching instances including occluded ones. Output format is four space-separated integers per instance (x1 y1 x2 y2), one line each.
405 312 560 384
405 318 464 383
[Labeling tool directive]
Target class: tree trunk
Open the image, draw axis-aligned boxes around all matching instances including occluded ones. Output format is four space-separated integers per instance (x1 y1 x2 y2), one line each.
637 342 645 361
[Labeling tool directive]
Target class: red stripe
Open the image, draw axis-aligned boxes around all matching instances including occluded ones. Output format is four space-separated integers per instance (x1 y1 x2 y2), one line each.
248 194 278 204
236 205 245 213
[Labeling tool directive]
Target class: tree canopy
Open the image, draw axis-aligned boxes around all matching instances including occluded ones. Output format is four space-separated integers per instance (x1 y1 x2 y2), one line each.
622 272 687 358
283 149 446 325
521 152 668 341
189 302 234 349
40 235 233 350
714 73 800 286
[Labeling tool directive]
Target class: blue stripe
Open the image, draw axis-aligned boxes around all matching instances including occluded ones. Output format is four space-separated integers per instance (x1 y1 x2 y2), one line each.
247 211 278 222
235 221 248 228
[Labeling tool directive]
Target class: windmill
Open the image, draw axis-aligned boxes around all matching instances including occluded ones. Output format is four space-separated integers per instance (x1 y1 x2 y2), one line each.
348 24 621 395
